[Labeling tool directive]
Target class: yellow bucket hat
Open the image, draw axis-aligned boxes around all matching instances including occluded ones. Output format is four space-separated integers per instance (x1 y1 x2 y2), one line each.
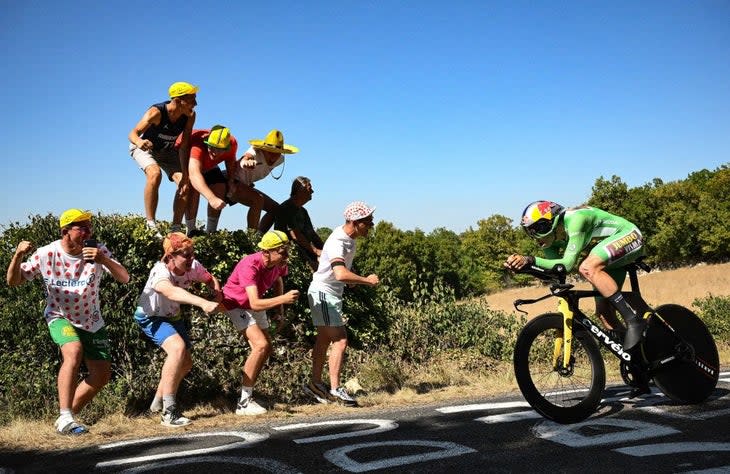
203 125 231 149
168 81 199 98
59 209 92 228
249 129 299 154
257 230 289 250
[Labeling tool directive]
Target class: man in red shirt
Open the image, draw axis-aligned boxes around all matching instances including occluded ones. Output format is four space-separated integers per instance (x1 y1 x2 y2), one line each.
179 125 239 235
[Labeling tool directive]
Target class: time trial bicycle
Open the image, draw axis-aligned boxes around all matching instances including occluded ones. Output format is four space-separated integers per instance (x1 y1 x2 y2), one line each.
512 258 719 424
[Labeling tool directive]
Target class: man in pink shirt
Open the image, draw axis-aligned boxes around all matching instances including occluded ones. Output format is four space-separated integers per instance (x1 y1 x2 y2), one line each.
221 230 300 415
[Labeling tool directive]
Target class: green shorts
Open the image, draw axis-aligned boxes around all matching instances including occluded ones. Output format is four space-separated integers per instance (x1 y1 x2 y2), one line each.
589 226 644 299
48 318 111 361
590 227 644 269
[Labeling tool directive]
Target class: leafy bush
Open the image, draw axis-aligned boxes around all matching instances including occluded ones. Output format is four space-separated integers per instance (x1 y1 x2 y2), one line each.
694 295 730 342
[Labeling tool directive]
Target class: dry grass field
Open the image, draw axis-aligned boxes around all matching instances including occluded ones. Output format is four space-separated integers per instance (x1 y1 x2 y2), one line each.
484 262 730 317
1 263 728 452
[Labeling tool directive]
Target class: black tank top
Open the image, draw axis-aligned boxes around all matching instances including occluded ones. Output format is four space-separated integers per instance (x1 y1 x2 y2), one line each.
141 101 189 151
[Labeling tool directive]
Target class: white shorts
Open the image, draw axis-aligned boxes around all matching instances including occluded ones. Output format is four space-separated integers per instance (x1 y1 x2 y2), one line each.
129 143 181 181
225 307 270 331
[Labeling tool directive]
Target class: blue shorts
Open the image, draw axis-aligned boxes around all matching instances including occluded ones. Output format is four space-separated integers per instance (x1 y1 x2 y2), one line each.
134 308 191 348
307 289 345 327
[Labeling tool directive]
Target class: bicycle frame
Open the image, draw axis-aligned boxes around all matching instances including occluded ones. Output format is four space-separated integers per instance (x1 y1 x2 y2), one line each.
542 289 633 375
517 262 653 370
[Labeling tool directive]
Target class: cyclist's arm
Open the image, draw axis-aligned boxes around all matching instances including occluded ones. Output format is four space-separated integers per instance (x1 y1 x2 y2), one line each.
535 212 595 272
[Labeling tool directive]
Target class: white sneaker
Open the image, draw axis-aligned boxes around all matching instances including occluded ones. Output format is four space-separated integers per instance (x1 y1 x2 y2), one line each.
161 406 191 427
55 415 88 435
330 387 358 407
146 221 163 238
235 397 267 416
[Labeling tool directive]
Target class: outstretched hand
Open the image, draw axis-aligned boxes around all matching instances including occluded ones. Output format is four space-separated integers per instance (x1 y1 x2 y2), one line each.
282 289 300 305
504 254 532 271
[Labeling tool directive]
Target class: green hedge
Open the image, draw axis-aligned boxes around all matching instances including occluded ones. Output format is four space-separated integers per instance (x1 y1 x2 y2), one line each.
1 213 728 425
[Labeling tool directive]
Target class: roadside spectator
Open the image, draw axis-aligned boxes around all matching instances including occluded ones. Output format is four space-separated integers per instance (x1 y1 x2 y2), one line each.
274 176 323 271
303 202 379 407
221 231 300 415
5 209 130 435
181 125 239 235
128 81 198 237
135 232 222 427
228 129 298 232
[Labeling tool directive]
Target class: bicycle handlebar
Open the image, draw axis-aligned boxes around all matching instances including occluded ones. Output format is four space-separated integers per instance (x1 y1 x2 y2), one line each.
511 264 568 314
515 264 567 284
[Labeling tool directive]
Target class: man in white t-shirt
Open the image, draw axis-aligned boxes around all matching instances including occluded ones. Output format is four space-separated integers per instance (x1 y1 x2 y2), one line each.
304 202 380 407
134 232 222 427
227 129 298 232
6 209 130 435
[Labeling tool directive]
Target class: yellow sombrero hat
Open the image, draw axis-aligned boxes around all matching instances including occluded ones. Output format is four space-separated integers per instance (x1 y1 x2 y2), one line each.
248 129 298 154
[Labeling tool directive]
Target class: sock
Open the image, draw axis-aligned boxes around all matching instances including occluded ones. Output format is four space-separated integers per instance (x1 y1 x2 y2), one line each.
59 408 73 418
150 396 163 412
162 394 176 411
608 292 644 349
206 216 220 233
240 386 253 401
186 218 196 231
607 292 638 323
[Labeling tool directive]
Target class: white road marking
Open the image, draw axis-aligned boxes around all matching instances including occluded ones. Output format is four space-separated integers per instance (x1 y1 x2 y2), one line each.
614 442 730 457
324 440 476 473
96 431 268 468
272 419 398 444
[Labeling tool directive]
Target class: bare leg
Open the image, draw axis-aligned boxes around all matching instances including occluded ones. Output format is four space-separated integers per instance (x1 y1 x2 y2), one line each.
143 164 163 222
171 172 188 227
58 342 84 412
158 335 192 398
241 325 272 387
71 359 111 414
326 327 348 389
256 194 280 233
230 185 264 231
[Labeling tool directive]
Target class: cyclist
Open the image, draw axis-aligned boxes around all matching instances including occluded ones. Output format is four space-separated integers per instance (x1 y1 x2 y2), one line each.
504 201 647 351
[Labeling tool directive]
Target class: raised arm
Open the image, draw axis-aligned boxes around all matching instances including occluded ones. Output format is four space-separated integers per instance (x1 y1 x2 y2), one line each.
6 241 33 286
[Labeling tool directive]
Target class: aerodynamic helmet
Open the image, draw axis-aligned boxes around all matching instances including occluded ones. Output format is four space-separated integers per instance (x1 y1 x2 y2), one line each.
520 201 565 238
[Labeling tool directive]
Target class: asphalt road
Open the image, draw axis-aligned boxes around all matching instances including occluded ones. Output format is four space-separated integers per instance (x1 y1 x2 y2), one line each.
2 372 730 473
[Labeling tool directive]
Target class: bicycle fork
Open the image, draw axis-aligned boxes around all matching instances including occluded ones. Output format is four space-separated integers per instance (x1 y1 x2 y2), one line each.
553 298 575 375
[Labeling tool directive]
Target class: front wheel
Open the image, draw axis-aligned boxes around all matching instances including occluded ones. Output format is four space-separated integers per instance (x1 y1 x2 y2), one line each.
642 304 719 403
513 313 606 424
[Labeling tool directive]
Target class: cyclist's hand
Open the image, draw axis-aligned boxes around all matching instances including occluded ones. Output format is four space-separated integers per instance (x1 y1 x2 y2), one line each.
505 254 530 271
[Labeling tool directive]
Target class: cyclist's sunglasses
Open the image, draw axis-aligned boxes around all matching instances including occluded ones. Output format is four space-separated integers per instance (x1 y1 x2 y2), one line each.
524 218 553 238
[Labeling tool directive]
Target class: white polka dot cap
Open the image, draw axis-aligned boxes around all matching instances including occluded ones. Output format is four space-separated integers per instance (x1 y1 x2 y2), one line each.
343 201 375 221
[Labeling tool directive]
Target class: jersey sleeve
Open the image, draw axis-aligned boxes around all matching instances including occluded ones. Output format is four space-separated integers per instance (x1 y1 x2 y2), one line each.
190 260 213 284
19 252 42 281
535 212 595 272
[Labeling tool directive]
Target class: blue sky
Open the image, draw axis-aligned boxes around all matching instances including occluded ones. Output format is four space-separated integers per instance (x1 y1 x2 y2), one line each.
2 1 728 233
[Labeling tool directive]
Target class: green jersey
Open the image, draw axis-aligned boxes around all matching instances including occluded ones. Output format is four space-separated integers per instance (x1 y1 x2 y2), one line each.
535 206 643 272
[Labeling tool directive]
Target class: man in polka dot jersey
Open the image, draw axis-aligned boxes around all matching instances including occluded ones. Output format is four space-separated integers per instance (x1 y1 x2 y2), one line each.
6 209 129 435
